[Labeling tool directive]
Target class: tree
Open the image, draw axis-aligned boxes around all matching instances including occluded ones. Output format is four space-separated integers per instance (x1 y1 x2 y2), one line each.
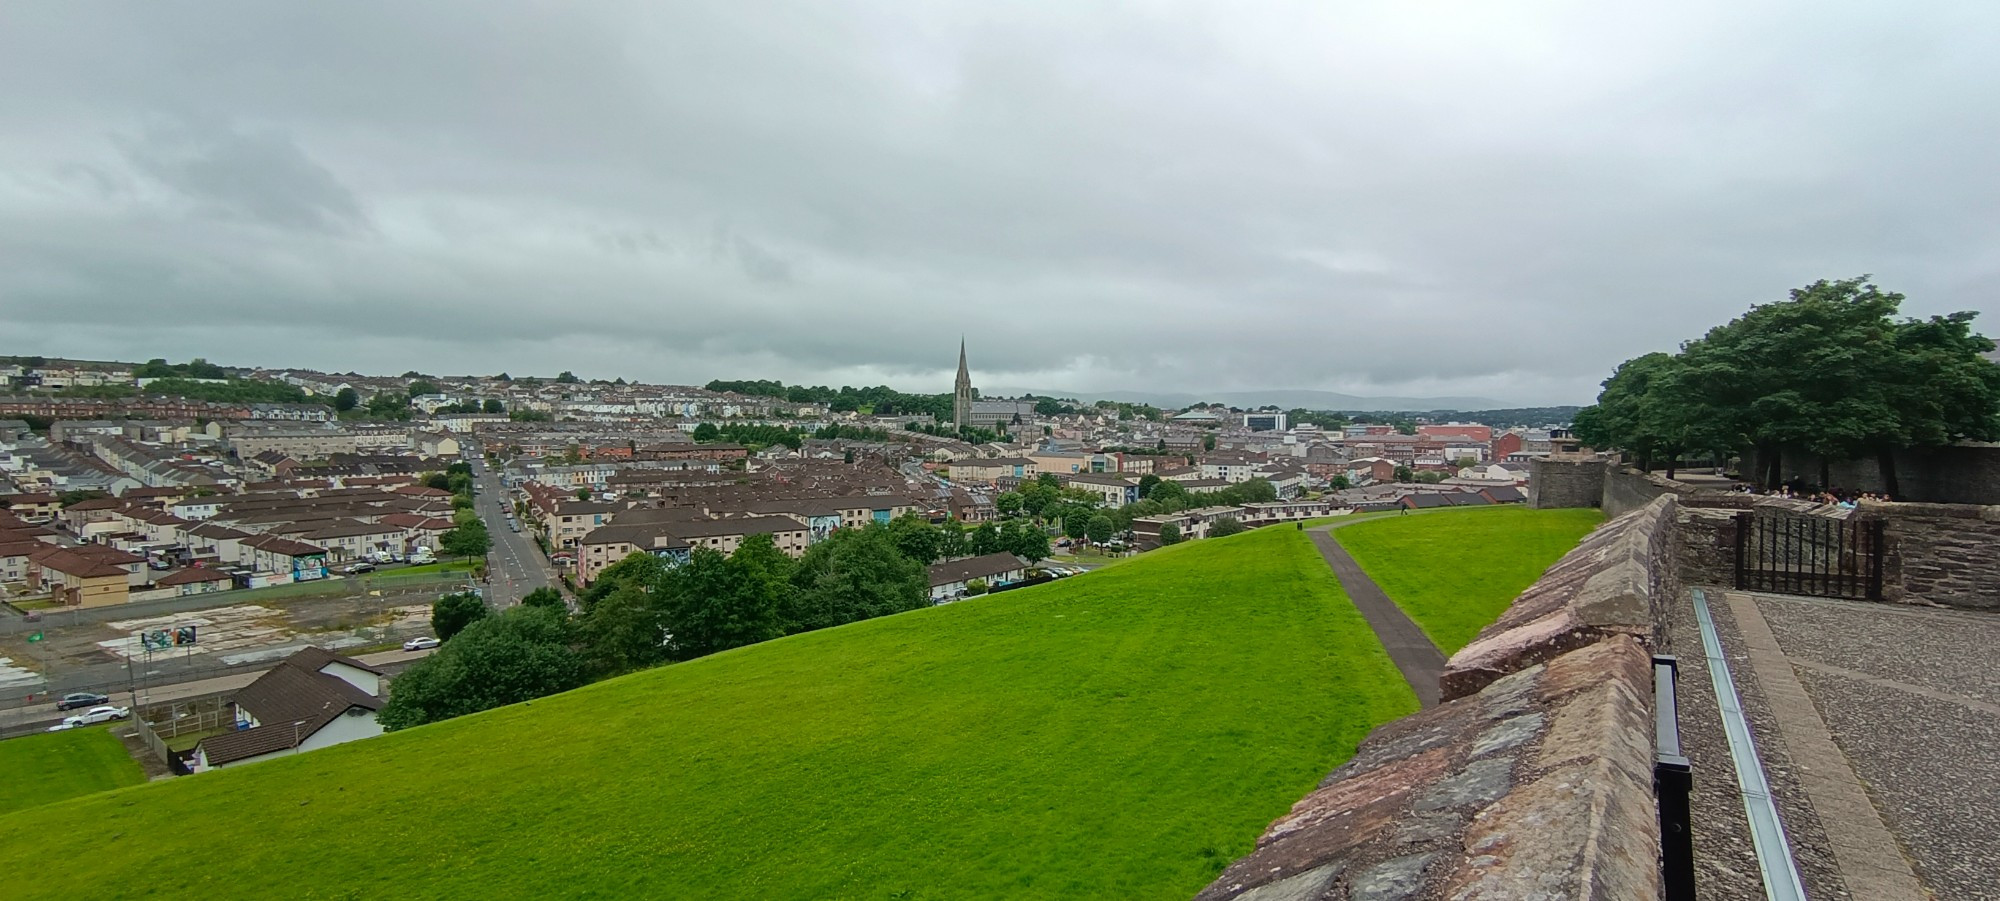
936 520 969 559
57 489 107 507
334 387 359 411
407 379 440 397
482 398 505 414
1149 479 1189 509
969 522 1002 555
441 519 492 560
1202 433 1218 452
381 606 583 730
1209 517 1246 538
556 370 580 383
1234 477 1278 504
1328 474 1352 491
1392 464 1415 483
787 526 927 633
366 390 411 420
887 514 944 565
994 492 1024 518
1158 522 1184 546
1137 474 1161 498
1086 514 1115 545
575 488 591 501
521 587 566 611
652 537 795 661
999 519 1051 563
692 422 720 442
431 591 489 641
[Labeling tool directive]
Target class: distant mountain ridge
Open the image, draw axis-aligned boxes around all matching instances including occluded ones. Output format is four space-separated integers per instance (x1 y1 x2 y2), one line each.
993 387 1509 413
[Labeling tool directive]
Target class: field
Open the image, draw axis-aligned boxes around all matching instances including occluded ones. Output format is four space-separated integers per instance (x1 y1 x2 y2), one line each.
0 726 146 817
1334 506 1605 653
0 526 1416 901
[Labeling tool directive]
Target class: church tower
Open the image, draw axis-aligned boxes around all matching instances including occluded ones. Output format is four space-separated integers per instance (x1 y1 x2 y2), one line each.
953 338 974 432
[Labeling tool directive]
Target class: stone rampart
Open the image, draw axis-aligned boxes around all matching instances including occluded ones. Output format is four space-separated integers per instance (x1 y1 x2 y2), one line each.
1528 456 1606 509
1874 501 2000 611
1194 497 1676 901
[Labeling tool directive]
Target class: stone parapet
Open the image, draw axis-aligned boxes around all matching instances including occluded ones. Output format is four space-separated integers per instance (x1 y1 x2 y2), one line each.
1873 500 2000 610
1193 637 1660 901
1440 496 1675 702
1194 497 1676 901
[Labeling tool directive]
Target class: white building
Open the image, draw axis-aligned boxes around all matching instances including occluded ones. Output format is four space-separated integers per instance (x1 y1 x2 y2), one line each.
192 648 385 772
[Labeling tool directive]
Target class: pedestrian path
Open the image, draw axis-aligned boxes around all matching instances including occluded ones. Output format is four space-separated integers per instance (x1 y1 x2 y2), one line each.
1308 522 1445 707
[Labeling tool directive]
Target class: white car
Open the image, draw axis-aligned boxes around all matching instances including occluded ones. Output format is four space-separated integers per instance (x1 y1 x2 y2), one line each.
403 636 441 651
45 722 77 732
62 706 130 726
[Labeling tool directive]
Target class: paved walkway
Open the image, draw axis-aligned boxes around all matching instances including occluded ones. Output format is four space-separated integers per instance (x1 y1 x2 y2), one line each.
1308 522 1445 707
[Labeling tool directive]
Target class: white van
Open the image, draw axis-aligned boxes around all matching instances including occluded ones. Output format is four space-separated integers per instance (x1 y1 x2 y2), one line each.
409 547 437 565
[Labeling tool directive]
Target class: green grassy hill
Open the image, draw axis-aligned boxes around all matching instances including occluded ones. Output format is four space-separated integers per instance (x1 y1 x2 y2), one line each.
1335 506 1606 653
0 726 146 816
0 526 1416 901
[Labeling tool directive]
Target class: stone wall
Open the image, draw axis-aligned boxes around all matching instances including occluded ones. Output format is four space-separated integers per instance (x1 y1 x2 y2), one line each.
1748 443 2000 505
1602 466 1682 519
1528 456 1606 509
1194 497 1676 901
1875 502 2000 611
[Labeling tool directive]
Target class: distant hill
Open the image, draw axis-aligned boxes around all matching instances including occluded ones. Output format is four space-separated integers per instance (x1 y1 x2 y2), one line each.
0 528 1416 900
999 387 1507 412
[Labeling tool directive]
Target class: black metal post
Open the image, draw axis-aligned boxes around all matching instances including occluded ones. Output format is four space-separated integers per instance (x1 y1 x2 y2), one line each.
1654 655 1695 901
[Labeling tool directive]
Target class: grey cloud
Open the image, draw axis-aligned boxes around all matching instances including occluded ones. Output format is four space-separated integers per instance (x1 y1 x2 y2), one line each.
1 2 1997 404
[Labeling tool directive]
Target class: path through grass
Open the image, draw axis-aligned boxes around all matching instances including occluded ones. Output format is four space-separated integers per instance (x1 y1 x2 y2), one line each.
1334 506 1604 653
0 526 1415 900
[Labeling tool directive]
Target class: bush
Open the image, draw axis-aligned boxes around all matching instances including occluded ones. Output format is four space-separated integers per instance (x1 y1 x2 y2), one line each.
1208 517 1246 538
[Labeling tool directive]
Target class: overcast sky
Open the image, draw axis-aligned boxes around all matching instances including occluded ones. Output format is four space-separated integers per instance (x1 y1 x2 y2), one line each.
2 2 1996 405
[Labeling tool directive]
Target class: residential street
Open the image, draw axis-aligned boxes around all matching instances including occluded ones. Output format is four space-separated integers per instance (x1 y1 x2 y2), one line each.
470 451 555 609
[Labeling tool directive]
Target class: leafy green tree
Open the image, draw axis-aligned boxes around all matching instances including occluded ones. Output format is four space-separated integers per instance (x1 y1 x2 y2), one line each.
1392 464 1414 482
431 591 489 640
334 387 359 411
1061 510 1091 541
887 514 944 565
999 519 1051 563
691 422 721 442
579 553 669 609
936 520 969 559
1209 517 1246 538
521 587 565 611
1328 474 1352 491
441 519 492 559
787 526 927 633
1158 522 1183 546
1136 474 1161 498
57 489 107 507
574 488 591 501
482 398 505 414
557 371 580 383
1148 479 1188 508
1233 477 1278 504
1086 514 1115 545
659 535 795 660
1202 433 1217 452
408 379 440 397
382 606 583 730
969 522 1002 555
994 492 1024 518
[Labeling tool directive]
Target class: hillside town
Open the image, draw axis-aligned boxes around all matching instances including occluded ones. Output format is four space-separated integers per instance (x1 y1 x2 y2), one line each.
0 350 1576 615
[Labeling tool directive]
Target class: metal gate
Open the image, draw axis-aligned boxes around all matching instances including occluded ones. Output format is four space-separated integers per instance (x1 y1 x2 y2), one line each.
1733 512 1883 600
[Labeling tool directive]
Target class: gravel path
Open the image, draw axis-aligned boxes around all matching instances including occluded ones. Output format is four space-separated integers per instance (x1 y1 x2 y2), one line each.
1662 588 1849 900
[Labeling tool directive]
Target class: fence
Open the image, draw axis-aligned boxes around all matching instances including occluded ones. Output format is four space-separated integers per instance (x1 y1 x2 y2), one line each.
1733 511 1883 600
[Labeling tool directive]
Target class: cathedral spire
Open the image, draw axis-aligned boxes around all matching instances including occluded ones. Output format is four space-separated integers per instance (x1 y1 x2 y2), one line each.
953 338 974 432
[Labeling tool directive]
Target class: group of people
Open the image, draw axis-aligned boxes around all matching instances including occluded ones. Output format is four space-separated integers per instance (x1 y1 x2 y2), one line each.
1731 483 1894 508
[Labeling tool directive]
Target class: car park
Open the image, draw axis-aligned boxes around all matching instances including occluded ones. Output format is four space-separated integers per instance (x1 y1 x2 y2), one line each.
56 692 110 711
63 706 130 726
403 636 441 651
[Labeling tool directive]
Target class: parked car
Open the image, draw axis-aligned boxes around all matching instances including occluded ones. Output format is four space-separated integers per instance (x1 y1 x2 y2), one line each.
403 636 441 651
343 562 375 574
62 706 130 726
56 692 110 711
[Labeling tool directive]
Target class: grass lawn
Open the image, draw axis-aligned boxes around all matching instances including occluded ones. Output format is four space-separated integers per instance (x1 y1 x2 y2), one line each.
1334 506 1605 654
0 527 1415 901
0 726 145 817
374 561 478 578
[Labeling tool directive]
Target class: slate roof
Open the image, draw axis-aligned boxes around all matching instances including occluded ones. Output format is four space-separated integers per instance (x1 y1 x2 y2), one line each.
926 552 1029 587
198 648 383 766
156 567 235 585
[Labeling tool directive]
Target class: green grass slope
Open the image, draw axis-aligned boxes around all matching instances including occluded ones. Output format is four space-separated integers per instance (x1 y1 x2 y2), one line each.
1335 506 1605 653
0 526 1416 901
0 726 146 816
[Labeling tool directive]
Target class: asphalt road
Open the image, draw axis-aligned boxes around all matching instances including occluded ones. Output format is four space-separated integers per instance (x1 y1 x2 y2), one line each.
1 647 432 739
470 454 555 609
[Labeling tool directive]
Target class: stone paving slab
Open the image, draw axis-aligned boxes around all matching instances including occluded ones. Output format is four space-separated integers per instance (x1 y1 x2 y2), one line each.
1750 591 2000 901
